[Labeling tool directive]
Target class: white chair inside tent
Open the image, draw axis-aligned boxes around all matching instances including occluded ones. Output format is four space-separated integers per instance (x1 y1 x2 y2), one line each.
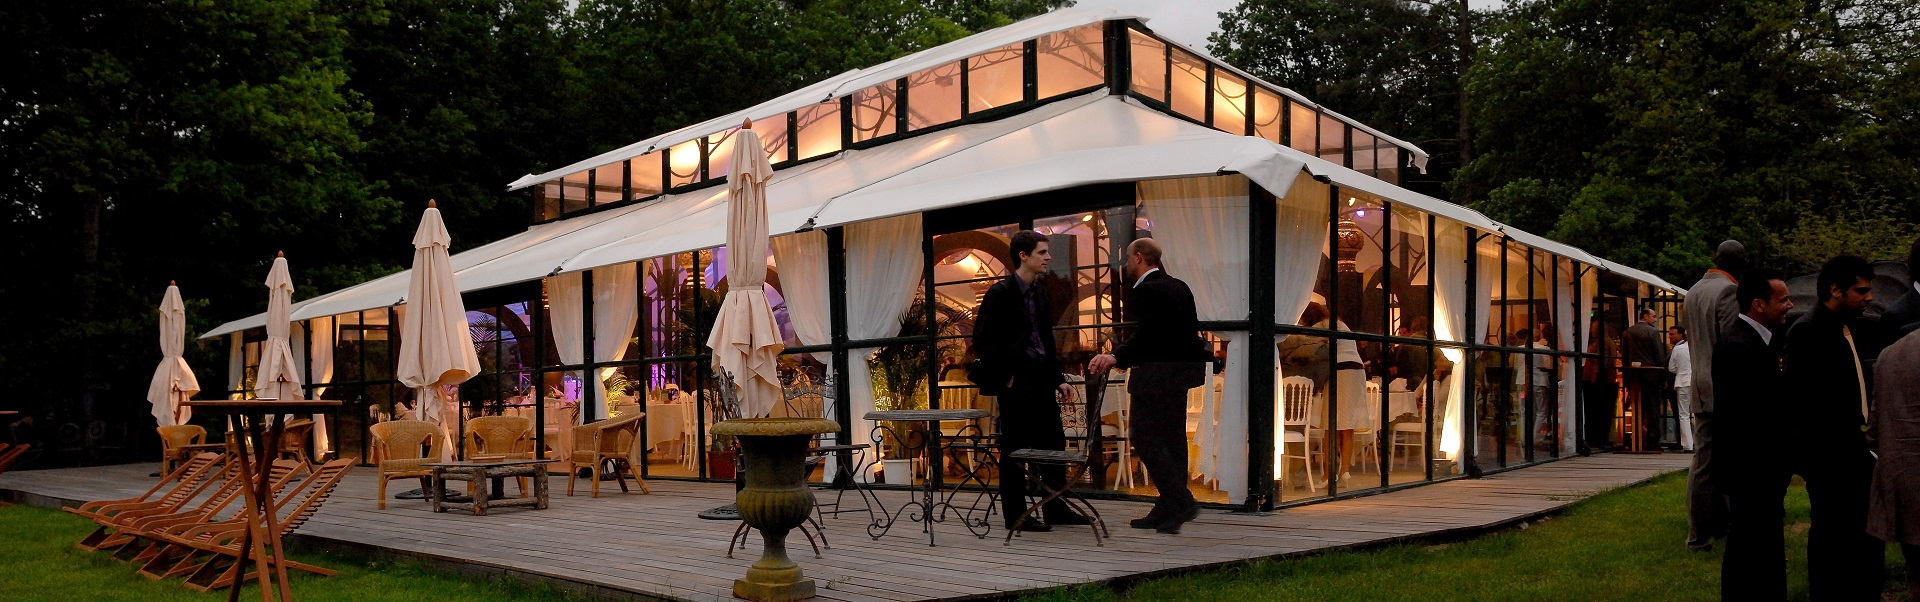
1280 375 1318 492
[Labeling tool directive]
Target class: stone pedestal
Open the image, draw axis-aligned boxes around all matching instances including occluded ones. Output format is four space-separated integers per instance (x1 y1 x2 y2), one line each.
711 417 837 602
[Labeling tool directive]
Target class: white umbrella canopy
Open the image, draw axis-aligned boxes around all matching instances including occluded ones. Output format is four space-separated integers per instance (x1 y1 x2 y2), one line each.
146 281 200 425
396 201 479 458
255 253 303 401
705 123 785 418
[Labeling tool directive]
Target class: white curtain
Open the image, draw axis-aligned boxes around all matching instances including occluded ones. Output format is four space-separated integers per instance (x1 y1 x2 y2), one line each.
1579 269 1598 450
1433 220 1469 473
1141 175 1251 501
308 316 334 453
1555 261 1576 455
545 272 586 426
593 263 640 419
228 333 244 400
771 230 839 476
1269 176 1332 496
844 214 924 481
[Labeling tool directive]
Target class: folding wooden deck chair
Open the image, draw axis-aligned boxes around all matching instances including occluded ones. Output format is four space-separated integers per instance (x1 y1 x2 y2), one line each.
107 459 307 561
137 458 354 591
68 452 225 550
0 442 31 477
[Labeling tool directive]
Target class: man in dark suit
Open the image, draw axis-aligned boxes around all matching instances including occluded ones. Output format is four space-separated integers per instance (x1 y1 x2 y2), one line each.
1684 240 1745 551
1881 237 1920 338
1623 306 1671 447
971 230 1083 532
1782 255 1884 600
1089 238 1208 534
1716 268 1794 601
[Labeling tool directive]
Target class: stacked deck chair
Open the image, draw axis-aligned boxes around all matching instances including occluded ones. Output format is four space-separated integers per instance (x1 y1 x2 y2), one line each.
0 442 30 477
68 452 226 551
110 459 308 562
137 458 354 591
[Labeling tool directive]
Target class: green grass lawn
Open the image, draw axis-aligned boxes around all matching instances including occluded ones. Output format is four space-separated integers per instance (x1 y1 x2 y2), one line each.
1025 471 1909 602
0 503 587 602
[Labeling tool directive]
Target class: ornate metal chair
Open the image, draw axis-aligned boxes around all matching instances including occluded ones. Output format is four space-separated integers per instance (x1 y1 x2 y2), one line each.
1004 372 1111 547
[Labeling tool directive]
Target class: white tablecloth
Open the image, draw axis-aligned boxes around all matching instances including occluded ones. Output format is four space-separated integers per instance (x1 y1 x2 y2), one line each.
644 403 693 450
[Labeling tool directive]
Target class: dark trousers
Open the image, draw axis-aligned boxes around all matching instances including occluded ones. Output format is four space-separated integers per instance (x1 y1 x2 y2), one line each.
1794 445 1883 601
1130 386 1195 516
997 382 1069 525
1685 411 1725 549
1723 469 1790 602
1581 381 1617 449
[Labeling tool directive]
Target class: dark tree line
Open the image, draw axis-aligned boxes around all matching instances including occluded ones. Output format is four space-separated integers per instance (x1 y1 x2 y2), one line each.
0 0 1065 461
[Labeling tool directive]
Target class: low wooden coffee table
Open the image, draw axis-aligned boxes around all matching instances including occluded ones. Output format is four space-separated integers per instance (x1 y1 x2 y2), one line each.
424 459 549 516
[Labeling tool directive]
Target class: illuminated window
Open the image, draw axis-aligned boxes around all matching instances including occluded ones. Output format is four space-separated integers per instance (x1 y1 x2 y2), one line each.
1253 87 1282 142
1318 113 1346 166
795 102 841 160
590 163 623 205
1128 29 1166 102
668 138 702 188
1170 49 1206 121
1212 71 1248 134
537 182 561 221
628 151 663 198
1352 130 1377 176
1289 101 1316 153
706 130 736 180
851 82 897 143
1036 24 1103 98
967 42 1024 112
906 62 962 130
561 171 590 214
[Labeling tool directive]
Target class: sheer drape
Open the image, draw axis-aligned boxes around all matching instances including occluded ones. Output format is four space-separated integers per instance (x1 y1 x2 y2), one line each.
844 214 924 481
771 230 839 476
1555 262 1576 455
1433 220 1469 473
1578 270 1597 451
308 316 334 453
1269 176 1331 496
1140 175 1250 501
593 263 640 420
227 333 244 400
546 272 586 427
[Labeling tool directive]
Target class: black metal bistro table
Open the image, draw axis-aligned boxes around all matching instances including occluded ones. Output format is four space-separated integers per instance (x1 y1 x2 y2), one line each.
862 408 991 545
181 399 340 602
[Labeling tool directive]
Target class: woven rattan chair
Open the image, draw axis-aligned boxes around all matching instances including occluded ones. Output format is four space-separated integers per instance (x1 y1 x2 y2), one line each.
277 419 316 466
566 412 648 498
465 415 535 496
369 420 440 509
156 425 207 476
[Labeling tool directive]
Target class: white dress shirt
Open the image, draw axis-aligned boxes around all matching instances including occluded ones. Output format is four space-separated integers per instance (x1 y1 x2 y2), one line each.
1668 341 1692 387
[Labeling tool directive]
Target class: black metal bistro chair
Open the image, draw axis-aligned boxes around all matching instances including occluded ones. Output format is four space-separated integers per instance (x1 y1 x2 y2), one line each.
1003 372 1112 546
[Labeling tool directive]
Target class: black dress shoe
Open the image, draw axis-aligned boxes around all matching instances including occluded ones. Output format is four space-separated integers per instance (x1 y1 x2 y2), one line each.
1046 513 1092 526
1155 506 1201 534
1008 521 1052 532
1129 516 1162 529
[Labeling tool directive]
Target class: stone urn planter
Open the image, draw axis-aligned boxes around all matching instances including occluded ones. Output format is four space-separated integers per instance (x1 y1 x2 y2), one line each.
710 417 837 602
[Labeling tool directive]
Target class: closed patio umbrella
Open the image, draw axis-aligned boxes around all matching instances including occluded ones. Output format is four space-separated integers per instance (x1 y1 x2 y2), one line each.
396 200 479 462
255 253 302 401
147 281 200 426
705 122 784 418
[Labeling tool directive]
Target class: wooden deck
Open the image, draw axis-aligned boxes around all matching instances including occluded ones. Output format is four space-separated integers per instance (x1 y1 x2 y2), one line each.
1 453 1689 601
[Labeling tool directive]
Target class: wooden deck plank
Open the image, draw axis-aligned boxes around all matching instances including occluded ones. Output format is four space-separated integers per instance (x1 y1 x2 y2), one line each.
1 452 1690 602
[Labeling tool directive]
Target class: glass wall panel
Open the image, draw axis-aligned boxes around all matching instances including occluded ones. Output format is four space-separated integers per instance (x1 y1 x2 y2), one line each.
1289 102 1317 153
1318 114 1347 166
1472 236 1506 473
1334 190 1388 337
628 151 664 199
590 163 623 205
753 114 790 164
795 103 841 160
536 182 561 221
643 359 702 479
1128 29 1167 103
851 82 897 143
706 130 737 181
1169 49 1207 121
1377 146 1402 186
906 62 962 130
1387 205 1438 486
1036 24 1103 98
643 252 704 359
968 43 1025 112
667 138 703 188
1351 131 1378 177
1276 331 1333 503
1253 87 1282 142
1212 71 1248 134
561 171 590 214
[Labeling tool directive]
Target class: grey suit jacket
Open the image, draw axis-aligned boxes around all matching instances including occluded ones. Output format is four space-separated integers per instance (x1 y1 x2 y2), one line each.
1685 271 1740 413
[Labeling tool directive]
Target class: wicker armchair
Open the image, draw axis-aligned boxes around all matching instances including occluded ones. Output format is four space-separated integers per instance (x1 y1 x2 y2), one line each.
156 425 207 476
465 415 535 497
369 420 440 509
566 412 648 498
277 419 315 466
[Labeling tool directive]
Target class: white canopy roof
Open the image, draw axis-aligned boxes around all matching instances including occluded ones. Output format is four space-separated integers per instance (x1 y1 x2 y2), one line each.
206 98 1678 339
